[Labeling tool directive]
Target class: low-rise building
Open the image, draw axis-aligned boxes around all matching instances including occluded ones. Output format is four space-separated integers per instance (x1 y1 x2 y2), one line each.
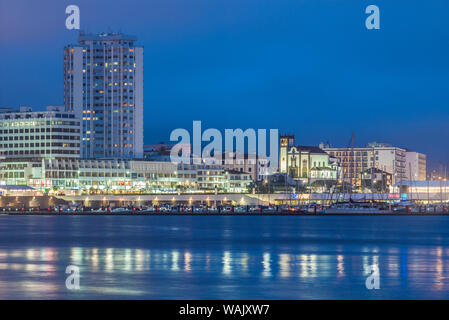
143 143 174 162
360 168 393 192
0 158 252 194
0 106 81 160
222 152 269 182
223 170 252 193
0 185 42 197
394 180 449 203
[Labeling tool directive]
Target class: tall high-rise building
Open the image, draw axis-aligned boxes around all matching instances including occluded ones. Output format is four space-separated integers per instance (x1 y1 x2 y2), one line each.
64 31 144 159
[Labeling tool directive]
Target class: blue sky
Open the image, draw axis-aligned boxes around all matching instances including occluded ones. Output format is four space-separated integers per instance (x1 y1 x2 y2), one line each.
0 0 448 170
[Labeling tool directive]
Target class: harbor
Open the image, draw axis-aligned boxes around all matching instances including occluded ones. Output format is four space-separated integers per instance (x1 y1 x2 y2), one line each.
1 192 447 215
0 0 448 303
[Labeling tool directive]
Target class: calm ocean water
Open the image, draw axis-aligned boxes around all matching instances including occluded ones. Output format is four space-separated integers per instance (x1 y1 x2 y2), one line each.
0 215 449 299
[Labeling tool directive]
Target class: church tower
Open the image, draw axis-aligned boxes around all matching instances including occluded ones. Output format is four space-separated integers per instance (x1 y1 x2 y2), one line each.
279 135 294 173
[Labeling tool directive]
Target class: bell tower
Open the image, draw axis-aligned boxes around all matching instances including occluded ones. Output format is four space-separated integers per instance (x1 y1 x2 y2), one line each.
279 135 294 173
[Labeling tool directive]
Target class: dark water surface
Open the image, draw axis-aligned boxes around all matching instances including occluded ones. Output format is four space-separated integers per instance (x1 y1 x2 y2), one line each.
0 215 449 299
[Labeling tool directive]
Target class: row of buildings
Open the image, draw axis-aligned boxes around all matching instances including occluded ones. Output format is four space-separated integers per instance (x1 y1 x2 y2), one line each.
0 106 252 193
0 104 428 194
0 31 429 195
278 135 426 187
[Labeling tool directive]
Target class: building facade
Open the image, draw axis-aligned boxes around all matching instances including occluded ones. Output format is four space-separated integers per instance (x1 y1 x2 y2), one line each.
360 168 393 192
64 31 144 159
224 170 252 193
279 135 339 184
405 151 427 181
143 143 174 162
0 106 81 161
394 180 449 203
222 152 269 182
321 142 407 185
0 159 252 194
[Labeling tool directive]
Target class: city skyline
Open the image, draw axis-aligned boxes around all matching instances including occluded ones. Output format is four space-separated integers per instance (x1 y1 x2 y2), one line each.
0 0 448 171
1 1 449 304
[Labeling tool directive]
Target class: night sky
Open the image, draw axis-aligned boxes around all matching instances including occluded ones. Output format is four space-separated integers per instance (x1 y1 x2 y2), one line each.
0 0 448 170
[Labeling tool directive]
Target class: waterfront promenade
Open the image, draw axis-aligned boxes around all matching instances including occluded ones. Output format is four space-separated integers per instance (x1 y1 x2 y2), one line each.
2 205 448 216
61 192 449 206
0 192 448 214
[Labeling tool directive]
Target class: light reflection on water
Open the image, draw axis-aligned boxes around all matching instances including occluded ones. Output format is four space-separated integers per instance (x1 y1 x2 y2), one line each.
0 215 449 299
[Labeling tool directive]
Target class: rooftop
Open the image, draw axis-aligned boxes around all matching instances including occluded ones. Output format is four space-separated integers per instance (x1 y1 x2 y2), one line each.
366 142 392 148
289 145 327 154
78 31 137 43
0 106 64 114
0 106 76 120
0 185 35 190
395 180 449 187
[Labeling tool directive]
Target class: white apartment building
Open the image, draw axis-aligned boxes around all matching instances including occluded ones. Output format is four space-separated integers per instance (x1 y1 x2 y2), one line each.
64 31 144 159
0 106 81 160
321 142 407 185
405 151 427 181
